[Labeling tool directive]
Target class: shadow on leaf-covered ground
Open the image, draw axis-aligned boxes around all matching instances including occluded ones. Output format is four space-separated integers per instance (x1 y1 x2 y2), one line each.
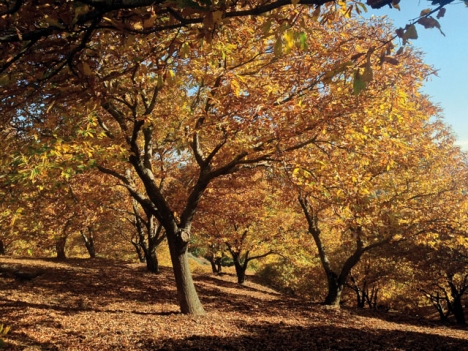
1 257 467 350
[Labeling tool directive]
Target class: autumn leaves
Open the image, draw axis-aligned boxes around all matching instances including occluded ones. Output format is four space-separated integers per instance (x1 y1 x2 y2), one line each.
0 3 467 317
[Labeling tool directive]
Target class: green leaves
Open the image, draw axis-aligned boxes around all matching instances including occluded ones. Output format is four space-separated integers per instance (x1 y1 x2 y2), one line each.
274 37 283 57
353 70 366 95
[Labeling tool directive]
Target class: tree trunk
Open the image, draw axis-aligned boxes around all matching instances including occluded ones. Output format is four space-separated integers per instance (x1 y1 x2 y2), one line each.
55 237 67 260
216 257 222 274
132 242 146 263
234 259 247 284
80 228 96 258
206 254 222 274
144 247 159 274
206 254 219 274
167 228 205 315
452 295 466 324
0 239 5 255
448 275 466 324
324 272 343 306
209 259 218 274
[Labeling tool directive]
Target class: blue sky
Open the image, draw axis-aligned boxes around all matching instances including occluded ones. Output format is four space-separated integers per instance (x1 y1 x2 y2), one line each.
368 1 468 149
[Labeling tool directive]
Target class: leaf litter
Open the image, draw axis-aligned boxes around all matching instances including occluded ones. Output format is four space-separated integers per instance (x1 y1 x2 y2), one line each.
0 257 467 350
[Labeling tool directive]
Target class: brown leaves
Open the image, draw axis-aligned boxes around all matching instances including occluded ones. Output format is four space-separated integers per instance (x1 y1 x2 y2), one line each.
2 257 468 350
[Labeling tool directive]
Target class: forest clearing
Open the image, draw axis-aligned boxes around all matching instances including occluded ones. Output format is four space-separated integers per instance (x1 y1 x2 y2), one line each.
0 257 467 351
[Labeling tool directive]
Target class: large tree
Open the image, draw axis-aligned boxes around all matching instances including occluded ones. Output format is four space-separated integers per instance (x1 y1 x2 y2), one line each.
289 100 468 306
2 13 412 314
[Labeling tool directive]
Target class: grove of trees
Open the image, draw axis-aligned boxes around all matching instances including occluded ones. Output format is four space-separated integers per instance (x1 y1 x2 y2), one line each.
1 0 468 322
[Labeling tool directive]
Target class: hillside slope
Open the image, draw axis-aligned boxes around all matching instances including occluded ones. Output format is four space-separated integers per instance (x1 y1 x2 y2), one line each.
0 257 467 350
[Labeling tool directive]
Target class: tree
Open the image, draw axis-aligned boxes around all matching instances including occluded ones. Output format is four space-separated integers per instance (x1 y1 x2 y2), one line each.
1 11 456 315
288 87 468 306
408 224 468 324
194 171 291 284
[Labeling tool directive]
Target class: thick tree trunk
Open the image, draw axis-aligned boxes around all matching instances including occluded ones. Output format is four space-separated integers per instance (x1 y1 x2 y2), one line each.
448 275 466 324
452 295 466 324
167 228 205 315
55 237 67 260
324 272 343 306
144 247 159 274
234 260 247 284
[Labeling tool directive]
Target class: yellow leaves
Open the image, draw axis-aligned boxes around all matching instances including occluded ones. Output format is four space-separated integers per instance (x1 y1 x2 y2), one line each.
338 0 353 18
167 69 176 86
274 30 308 57
230 79 241 97
284 31 295 53
131 21 144 30
180 42 190 58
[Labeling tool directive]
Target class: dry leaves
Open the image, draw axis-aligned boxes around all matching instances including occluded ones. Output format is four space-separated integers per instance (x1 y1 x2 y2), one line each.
0 257 467 350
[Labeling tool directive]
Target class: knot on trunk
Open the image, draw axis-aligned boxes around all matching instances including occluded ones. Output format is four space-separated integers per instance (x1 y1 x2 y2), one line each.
177 229 191 244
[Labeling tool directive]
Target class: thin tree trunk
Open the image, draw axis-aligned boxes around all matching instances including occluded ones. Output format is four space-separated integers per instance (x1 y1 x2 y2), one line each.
299 195 368 307
216 257 222 274
80 227 96 258
0 239 5 255
132 241 146 263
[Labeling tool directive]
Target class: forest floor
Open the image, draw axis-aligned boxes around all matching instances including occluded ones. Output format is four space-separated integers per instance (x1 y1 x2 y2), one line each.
0 257 467 351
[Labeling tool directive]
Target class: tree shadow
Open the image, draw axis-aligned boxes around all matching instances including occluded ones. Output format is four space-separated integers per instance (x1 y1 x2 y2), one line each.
346 306 467 330
146 321 468 351
0 259 179 313
197 274 281 296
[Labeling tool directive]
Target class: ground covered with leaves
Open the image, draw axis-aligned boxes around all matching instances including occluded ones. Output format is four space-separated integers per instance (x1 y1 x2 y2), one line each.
0 257 467 350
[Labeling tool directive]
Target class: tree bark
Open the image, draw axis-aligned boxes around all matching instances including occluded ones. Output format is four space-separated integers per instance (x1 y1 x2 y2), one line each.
206 254 222 274
451 296 465 324
0 239 5 255
80 227 96 258
448 276 466 324
144 246 159 273
166 227 205 315
55 237 67 260
132 241 147 263
324 272 342 306
299 195 367 307
234 259 247 284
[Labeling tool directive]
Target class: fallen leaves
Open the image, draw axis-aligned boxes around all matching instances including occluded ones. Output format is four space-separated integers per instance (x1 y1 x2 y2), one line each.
0 257 467 350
